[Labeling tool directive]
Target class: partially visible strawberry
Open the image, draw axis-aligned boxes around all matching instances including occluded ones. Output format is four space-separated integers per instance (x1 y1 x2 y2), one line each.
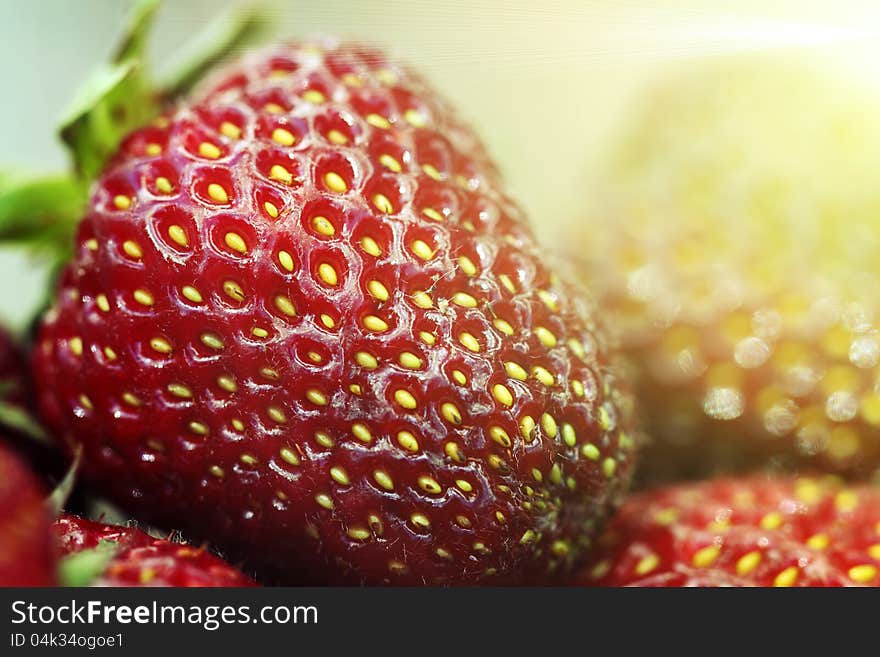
577 476 880 587
0 441 56 586
54 515 255 587
31 39 636 585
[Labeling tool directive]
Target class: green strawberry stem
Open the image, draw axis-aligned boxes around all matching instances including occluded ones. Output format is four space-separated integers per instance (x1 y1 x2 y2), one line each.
112 0 161 64
60 60 160 182
0 176 86 261
0 401 53 445
45 446 81 517
57 539 119 587
60 0 161 182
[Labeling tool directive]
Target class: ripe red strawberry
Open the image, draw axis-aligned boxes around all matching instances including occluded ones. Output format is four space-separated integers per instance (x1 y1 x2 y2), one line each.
54 515 254 587
577 476 880 587
32 40 636 584
0 441 56 586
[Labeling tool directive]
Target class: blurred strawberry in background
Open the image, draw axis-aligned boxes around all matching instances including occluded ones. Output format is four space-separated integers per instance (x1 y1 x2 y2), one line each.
570 55 880 484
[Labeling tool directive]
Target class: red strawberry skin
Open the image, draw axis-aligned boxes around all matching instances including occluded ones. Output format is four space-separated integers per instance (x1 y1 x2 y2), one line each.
54 515 254 587
0 441 56 586
577 476 880 587
32 41 636 584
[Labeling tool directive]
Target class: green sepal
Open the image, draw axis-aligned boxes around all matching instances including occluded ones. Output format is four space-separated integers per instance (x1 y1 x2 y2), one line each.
59 60 159 182
0 175 86 256
158 3 267 99
0 401 53 446
46 446 81 517
58 538 120 588
58 0 267 182
112 0 160 64
82 498 138 529
0 171 24 193
59 0 161 181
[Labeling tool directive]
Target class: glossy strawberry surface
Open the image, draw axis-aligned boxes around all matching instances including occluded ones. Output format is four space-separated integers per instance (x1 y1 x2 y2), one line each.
33 41 636 584
54 515 254 587
0 441 55 586
578 476 880 587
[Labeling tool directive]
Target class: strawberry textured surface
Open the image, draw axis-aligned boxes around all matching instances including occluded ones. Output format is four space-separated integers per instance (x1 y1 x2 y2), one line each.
33 41 636 585
578 476 880 586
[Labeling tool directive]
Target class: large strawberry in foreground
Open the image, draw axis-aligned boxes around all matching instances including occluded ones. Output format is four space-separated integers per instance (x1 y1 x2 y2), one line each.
577 476 880 587
32 39 636 584
0 441 55 586
55 515 254 587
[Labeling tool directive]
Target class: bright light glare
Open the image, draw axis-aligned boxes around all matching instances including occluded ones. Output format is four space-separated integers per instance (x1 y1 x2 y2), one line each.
700 21 880 49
